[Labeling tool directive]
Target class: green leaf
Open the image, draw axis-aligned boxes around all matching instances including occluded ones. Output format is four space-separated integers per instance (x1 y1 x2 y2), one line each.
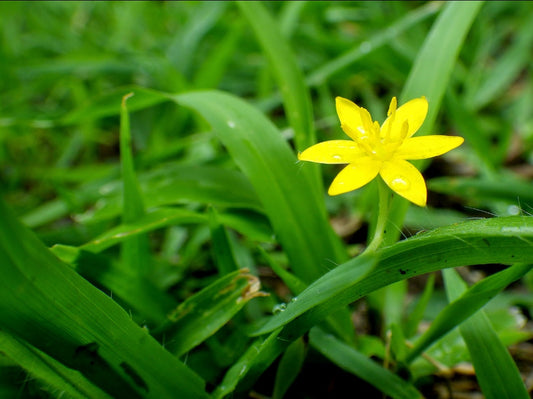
444 269 529 399
255 216 533 336
0 331 111 399
272 337 306 399
429 175 533 207
81 207 272 254
209 206 240 276
228 216 533 395
120 92 150 276
173 90 346 283
310 328 423 399
406 263 533 363
160 268 264 357
237 1 314 151
405 273 436 338
0 196 208 399
253 252 377 336
468 9 533 110
306 2 442 86
76 164 263 224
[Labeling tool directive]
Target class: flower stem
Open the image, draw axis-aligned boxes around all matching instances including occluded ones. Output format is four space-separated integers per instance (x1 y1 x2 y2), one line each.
364 178 391 253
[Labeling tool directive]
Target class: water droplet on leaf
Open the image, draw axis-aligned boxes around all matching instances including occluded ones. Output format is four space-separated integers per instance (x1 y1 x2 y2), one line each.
272 303 287 314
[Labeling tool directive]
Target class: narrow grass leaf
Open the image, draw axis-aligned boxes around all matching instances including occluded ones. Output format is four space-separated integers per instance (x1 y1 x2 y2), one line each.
76 164 263 224
120 93 150 275
209 206 239 275
306 2 442 86
159 269 264 357
310 328 423 399
469 10 533 110
255 216 533 336
174 90 345 283
444 269 529 399
429 175 533 207
0 331 112 399
405 273 436 338
272 337 306 399
81 207 272 254
236 1 314 151
228 216 533 397
406 263 533 363
0 197 208 398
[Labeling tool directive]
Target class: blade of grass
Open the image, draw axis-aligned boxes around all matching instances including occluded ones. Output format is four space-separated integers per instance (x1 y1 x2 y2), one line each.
0 331 112 399
0 196 208 398
156 268 264 357
173 90 345 283
306 1 442 86
444 269 529 399
406 263 533 363
120 92 150 276
272 337 306 399
310 328 423 399
220 216 533 396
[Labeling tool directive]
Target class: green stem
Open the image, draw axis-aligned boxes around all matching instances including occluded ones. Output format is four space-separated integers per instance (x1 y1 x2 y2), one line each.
364 178 391 254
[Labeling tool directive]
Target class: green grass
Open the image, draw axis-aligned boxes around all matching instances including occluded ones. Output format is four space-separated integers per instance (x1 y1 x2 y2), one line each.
1 1 533 398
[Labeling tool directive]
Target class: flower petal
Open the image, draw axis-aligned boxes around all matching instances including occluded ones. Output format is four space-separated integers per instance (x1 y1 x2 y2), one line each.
328 157 381 195
335 97 367 141
298 140 364 164
381 97 428 141
395 135 464 160
380 158 427 206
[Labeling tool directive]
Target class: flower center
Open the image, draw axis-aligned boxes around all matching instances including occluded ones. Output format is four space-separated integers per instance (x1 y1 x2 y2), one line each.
353 98 408 161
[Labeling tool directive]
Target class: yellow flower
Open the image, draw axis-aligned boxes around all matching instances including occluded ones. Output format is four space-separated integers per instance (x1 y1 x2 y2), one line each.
298 96 464 207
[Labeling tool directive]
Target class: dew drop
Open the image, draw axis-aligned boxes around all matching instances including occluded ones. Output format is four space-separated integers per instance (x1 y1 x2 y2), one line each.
227 120 236 128
390 177 410 191
272 303 287 314
507 205 520 215
290 297 298 303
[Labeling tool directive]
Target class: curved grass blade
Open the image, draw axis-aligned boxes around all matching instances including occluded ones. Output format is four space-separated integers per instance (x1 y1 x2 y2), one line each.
236 1 314 151
406 263 533 363
0 196 208 399
444 269 529 399
120 92 150 276
306 2 442 86
158 269 264 357
173 90 345 283
272 337 306 399
77 164 263 224
80 207 272 254
255 216 533 335
310 328 423 399
0 331 112 399
219 216 533 396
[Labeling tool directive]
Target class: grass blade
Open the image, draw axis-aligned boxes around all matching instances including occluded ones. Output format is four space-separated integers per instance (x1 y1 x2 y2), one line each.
310 328 423 399
0 196 208 398
444 269 529 399
120 92 150 276
0 331 112 399
174 90 345 283
406 263 533 363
